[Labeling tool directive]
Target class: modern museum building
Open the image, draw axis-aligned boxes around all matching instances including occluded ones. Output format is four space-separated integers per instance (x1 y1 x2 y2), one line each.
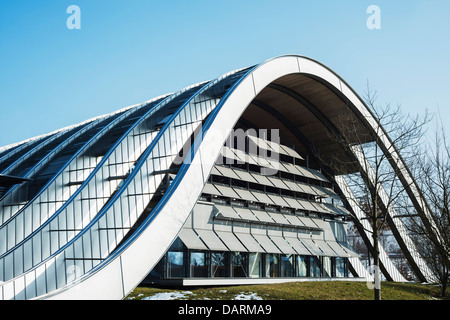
0 55 436 299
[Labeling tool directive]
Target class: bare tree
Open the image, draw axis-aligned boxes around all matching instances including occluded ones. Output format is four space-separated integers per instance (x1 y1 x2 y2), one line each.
407 121 450 297
318 84 431 300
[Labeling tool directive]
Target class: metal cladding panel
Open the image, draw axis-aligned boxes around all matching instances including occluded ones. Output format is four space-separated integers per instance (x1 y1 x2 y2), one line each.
283 215 306 227
311 203 330 214
232 188 259 202
269 235 297 254
296 183 316 195
267 176 289 189
233 207 258 221
210 166 222 176
250 209 274 223
297 200 317 212
279 145 304 160
215 231 247 252
327 241 358 258
314 239 339 257
195 229 228 251
214 205 240 220
252 234 281 254
178 228 208 250
281 197 303 210
298 217 321 229
300 238 325 256
266 211 290 225
282 180 303 193
214 166 241 180
284 236 313 255
312 218 336 241
267 194 289 207
249 173 274 187
214 184 240 198
251 191 275 205
234 232 265 253
202 183 221 196
233 169 259 184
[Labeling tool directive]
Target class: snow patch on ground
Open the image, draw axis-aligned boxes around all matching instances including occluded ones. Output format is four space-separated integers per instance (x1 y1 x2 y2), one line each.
136 290 264 300
232 292 263 300
141 291 194 300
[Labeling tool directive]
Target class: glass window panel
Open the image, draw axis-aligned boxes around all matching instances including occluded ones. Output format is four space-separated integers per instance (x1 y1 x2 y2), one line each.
323 256 332 277
296 256 308 277
280 254 294 277
265 253 280 278
167 252 185 278
336 257 348 277
231 252 248 278
190 252 207 277
249 253 263 278
310 256 321 277
211 252 228 278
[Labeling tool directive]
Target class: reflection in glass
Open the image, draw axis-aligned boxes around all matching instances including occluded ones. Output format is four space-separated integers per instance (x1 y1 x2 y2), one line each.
265 254 280 278
310 256 321 277
232 252 248 277
190 252 207 277
336 257 348 277
167 251 185 278
296 256 308 277
323 256 331 277
281 254 294 277
211 252 227 277
249 253 263 278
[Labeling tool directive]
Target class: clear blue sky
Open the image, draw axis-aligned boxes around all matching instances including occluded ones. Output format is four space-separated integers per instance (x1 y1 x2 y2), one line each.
1 0 449 147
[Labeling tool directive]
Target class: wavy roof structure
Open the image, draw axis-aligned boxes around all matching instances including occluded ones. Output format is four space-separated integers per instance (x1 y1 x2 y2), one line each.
0 55 436 300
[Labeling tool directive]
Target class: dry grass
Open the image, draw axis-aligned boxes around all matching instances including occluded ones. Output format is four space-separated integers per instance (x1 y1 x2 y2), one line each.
126 281 448 300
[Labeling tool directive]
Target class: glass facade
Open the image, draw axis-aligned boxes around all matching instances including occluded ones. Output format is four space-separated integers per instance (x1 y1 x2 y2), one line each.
151 239 349 282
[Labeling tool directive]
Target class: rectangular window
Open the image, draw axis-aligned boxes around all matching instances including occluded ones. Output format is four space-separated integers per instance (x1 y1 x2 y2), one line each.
265 253 280 278
336 257 348 277
249 253 263 278
296 256 308 277
190 252 207 277
211 252 228 278
231 252 248 278
310 256 321 278
280 254 294 277
167 251 185 278
323 256 332 278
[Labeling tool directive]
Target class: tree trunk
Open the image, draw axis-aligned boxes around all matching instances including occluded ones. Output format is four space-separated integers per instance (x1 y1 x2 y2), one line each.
373 218 381 300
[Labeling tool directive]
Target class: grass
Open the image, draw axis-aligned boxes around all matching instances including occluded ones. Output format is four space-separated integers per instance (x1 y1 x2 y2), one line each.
125 281 448 300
